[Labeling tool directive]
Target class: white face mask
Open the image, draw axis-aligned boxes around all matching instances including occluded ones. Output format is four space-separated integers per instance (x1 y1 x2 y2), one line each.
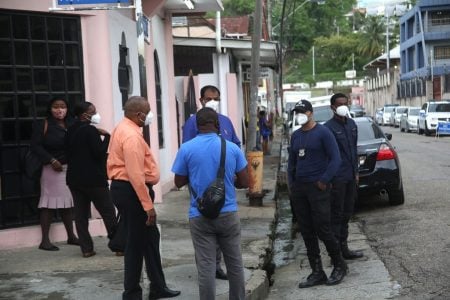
90 113 101 124
336 105 350 117
205 100 220 112
296 113 308 125
144 111 154 126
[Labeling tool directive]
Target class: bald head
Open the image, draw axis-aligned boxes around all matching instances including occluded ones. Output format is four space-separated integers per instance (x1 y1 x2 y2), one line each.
196 107 219 134
124 96 150 126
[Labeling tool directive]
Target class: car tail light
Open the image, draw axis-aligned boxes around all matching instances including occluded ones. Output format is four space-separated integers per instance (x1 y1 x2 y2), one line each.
376 143 396 161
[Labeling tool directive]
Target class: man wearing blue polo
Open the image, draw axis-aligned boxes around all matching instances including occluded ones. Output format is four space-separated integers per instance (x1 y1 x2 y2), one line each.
173 107 248 299
182 85 241 147
182 85 241 280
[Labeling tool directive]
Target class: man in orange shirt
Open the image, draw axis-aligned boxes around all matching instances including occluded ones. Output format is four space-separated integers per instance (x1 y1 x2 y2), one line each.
107 96 180 300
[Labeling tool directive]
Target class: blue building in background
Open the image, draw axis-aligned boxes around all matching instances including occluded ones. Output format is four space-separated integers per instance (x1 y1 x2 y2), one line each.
399 0 450 100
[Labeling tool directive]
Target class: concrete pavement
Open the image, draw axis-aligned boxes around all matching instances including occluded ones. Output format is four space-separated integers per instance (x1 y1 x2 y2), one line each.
0 141 279 300
0 132 401 299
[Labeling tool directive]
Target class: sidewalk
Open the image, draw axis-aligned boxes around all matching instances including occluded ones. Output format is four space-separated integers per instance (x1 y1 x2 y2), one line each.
0 139 280 300
0 132 401 300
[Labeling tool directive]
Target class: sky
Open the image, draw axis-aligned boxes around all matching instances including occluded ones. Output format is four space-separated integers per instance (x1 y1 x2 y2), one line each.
358 0 406 9
358 0 409 15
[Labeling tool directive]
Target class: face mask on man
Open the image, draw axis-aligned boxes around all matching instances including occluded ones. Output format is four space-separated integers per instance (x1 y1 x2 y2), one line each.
295 113 308 125
144 111 154 126
205 100 220 112
335 105 350 117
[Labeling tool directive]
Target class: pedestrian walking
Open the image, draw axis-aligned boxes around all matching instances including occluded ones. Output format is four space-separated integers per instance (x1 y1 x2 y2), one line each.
259 110 272 155
287 99 348 288
31 97 79 251
107 96 180 300
324 93 364 260
172 107 248 300
66 101 117 258
182 84 241 280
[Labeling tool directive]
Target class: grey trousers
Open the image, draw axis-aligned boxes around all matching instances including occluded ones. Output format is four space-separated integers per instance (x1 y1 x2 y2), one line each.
189 212 245 300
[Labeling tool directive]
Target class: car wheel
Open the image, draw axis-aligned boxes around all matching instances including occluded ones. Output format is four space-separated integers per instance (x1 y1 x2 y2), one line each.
388 185 405 206
424 122 431 136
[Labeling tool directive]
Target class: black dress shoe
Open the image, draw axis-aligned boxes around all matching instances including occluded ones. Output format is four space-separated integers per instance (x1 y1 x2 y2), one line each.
39 243 59 251
148 287 180 299
215 268 228 280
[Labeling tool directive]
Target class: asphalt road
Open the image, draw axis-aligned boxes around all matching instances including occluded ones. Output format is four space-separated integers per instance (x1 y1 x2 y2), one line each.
355 126 450 299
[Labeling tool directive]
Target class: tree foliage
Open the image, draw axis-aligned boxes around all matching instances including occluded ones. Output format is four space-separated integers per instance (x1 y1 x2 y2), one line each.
222 0 255 16
357 15 385 57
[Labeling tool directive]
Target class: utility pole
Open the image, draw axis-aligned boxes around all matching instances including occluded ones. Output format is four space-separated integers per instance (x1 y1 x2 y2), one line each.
386 10 390 83
247 0 262 152
312 45 315 80
246 0 264 205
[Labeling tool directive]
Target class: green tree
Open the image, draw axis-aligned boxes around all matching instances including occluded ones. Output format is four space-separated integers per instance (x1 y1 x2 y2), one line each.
357 15 385 58
222 0 255 16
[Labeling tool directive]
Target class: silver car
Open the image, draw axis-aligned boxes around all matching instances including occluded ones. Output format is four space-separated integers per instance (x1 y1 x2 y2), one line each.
400 107 420 132
390 106 407 127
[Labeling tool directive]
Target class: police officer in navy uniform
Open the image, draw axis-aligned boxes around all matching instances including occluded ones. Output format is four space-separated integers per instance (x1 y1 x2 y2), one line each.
288 99 348 288
325 93 364 260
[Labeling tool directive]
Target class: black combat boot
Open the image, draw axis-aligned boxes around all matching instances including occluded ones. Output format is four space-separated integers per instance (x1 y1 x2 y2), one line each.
298 257 328 288
341 241 363 259
326 254 348 285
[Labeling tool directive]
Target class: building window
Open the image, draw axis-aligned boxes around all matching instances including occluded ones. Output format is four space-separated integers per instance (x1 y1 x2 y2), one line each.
154 51 164 148
0 10 84 229
445 74 450 93
434 46 450 60
430 11 450 26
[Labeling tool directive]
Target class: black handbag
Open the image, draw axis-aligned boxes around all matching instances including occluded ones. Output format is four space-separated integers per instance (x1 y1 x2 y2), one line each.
23 149 43 180
190 137 226 219
23 120 48 180
108 213 126 252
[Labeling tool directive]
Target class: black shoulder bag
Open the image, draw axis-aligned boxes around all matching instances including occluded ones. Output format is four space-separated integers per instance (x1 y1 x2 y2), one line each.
190 137 226 219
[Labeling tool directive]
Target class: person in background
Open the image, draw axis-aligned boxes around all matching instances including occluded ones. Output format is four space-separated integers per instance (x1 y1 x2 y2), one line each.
173 107 248 300
182 84 241 280
259 110 272 155
324 93 364 260
287 99 347 288
66 101 117 258
107 96 180 300
182 85 241 148
31 97 79 251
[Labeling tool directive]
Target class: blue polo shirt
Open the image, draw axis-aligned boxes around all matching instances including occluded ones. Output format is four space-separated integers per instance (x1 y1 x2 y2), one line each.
287 124 341 186
172 133 247 219
182 113 241 147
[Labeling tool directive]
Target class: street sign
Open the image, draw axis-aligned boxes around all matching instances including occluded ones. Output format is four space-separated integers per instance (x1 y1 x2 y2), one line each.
345 70 356 79
436 121 450 137
243 67 272 81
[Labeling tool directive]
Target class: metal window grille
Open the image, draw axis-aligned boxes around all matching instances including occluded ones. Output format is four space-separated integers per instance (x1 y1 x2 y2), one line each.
0 10 84 229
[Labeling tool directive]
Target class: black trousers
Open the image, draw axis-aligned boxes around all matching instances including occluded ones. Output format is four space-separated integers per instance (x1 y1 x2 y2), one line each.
330 180 357 243
291 181 340 259
70 186 117 253
110 180 166 300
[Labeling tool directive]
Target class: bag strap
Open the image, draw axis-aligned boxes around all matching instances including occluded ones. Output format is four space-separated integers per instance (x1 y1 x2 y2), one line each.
216 137 226 179
189 136 226 199
43 119 48 136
